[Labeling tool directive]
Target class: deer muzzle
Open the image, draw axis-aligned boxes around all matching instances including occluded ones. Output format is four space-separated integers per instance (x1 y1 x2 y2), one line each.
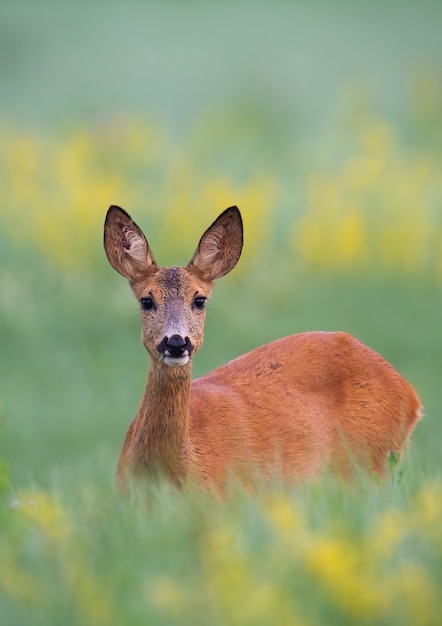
157 334 194 366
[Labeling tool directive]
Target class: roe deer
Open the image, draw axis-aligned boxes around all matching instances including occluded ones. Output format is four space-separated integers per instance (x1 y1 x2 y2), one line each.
104 205 421 492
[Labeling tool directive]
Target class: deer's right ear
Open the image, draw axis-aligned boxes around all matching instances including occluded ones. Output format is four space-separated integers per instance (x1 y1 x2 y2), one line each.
104 206 157 280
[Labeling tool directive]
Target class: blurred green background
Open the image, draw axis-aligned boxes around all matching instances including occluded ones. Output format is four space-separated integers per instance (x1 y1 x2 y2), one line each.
1 2 442 625
1 0 441 487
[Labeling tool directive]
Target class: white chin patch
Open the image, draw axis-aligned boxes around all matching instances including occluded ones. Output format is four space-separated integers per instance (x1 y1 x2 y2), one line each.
163 355 190 367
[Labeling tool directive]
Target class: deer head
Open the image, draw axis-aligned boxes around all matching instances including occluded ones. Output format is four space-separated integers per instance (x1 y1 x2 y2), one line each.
104 206 243 367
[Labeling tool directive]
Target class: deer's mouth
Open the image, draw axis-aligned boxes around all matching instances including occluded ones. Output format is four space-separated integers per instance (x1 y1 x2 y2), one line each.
157 335 194 367
162 354 190 367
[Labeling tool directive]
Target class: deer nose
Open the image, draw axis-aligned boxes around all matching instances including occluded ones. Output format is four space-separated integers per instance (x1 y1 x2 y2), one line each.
166 335 188 357
167 334 187 349
157 335 194 359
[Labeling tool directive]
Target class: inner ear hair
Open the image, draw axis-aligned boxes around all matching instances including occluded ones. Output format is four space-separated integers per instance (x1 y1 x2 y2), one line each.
104 205 157 279
187 206 243 281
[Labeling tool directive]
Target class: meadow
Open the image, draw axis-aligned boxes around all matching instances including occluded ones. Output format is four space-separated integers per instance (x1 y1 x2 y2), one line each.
1 1 442 624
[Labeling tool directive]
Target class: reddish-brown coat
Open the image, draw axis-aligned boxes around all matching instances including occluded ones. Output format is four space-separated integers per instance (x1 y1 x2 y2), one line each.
117 331 420 491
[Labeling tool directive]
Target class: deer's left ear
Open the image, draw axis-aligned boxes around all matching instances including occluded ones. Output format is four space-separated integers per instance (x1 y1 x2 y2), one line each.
187 206 243 282
104 205 157 280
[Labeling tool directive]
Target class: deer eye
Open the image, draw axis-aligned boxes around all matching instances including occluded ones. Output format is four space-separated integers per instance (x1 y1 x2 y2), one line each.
140 297 155 311
193 296 206 310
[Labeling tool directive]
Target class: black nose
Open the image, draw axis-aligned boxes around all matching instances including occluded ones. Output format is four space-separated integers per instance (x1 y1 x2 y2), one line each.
167 335 187 349
157 335 194 358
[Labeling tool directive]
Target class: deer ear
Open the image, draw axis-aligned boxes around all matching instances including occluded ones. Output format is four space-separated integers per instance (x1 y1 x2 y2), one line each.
187 206 243 282
104 206 157 280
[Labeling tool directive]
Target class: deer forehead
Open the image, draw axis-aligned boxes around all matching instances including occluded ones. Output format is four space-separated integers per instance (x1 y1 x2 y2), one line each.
134 267 210 301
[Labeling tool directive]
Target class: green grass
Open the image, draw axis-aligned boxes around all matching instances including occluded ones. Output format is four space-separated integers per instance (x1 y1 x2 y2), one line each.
2 465 442 625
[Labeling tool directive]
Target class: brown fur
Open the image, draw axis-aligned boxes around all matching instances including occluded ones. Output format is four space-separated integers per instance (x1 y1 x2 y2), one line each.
103 205 421 493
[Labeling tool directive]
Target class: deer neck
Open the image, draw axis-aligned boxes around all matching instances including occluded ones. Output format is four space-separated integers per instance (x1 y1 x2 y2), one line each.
132 359 192 485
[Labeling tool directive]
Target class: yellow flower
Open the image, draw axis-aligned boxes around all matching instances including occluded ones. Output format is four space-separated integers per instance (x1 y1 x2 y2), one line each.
304 536 386 619
411 480 442 549
371 509 407 558
202 522 299 626
264 492 306 542
390 562 440 626
15 491 71 542
0 549 41 607
12 491 113 625
150 575 187 616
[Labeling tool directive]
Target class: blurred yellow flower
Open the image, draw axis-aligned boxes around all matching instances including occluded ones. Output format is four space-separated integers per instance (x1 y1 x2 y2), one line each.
292 114 442 278
390 562 440 626
304 536 386 619
15 491 71 542
0 549 41 607
202 522 298 626
411 480 442 549
0 124 278 273
150 574 187 616
11 491 114 626
371 509 407 558
264 492 306 542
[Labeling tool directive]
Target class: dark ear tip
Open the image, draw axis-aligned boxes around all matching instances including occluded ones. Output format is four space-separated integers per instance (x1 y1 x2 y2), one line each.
224 205 243 227
105 205 130 225
226 205 240 215
107 204 124 215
